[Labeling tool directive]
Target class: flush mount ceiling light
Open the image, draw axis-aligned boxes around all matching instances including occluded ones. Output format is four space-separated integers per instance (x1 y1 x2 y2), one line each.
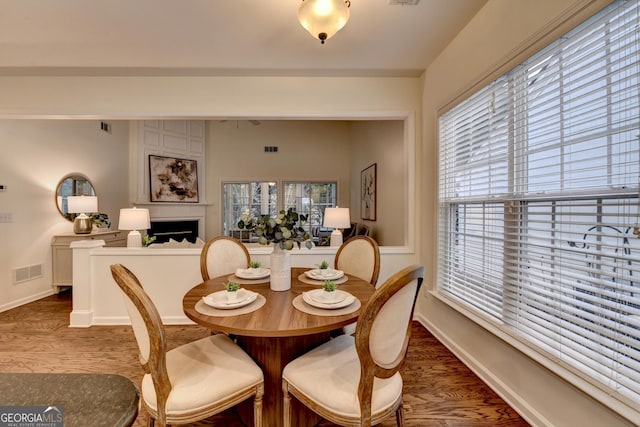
298 0 350 44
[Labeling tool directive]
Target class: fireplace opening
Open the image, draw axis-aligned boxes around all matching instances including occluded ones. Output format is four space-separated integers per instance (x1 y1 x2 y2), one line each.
149 220 199 243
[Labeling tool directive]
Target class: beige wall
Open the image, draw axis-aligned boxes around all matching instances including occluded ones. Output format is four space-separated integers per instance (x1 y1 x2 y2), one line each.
350 120 406 245
417 0 637 426
206 120 352 237
0 120 130 310
0 75 421 310
206 119 406 246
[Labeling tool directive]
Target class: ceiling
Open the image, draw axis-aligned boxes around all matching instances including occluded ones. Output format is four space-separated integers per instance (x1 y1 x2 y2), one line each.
0 0 487 78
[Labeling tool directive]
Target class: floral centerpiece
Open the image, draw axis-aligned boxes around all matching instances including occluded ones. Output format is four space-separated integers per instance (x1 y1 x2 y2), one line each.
237 208 312 291
237 208 313 250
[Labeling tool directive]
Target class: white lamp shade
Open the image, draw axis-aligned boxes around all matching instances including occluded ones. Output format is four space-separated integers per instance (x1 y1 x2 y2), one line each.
298 0 350 43
118 208 150 231
323 207 351 228
67 195 98 214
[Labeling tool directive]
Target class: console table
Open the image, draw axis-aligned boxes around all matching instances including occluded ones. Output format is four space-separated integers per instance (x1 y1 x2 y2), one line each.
52 229 125 291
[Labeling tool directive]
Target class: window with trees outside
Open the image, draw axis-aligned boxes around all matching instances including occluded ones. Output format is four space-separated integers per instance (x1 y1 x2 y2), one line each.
284 182 337 243
223 182 277 242
438 0 640 413
223 181 337 243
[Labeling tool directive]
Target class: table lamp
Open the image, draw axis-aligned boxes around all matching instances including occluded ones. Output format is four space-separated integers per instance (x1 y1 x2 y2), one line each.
118 207 150 248
323 207 350 247
67 195 98 234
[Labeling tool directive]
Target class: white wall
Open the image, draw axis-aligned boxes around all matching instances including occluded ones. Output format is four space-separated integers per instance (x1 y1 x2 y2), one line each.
418 0 636 426
0 120 130 310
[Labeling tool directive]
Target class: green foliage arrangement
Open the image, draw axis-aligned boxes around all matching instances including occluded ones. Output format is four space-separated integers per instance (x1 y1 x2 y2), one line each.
323 280 338 292
142 235 157 247
224 281 240 292
237 208 313 250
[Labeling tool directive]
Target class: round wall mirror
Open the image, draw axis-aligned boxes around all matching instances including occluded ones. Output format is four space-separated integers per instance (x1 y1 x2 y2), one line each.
55 173 96 221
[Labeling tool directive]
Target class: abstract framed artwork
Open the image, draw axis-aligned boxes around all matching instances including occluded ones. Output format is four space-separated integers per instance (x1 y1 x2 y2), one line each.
149 155 199 203
360 163 376 221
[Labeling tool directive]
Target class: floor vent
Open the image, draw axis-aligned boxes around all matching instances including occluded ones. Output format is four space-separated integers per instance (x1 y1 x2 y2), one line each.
13 264 43 284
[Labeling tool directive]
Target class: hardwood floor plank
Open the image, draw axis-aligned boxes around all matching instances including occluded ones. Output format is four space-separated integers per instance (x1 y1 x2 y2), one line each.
0 290 529 426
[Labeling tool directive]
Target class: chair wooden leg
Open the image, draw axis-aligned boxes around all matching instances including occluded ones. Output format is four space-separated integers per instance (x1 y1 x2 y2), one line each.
282 380 292 427
395 401 404 427
254 383 264 427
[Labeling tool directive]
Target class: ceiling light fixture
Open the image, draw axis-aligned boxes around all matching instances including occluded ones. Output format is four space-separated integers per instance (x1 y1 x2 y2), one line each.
298 0 350 44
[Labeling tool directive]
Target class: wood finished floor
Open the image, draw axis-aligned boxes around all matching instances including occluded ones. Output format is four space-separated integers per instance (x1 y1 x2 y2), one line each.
0 290 530 426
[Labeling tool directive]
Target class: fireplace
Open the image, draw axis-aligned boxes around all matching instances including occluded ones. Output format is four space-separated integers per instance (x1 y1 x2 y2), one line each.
149 220 199 243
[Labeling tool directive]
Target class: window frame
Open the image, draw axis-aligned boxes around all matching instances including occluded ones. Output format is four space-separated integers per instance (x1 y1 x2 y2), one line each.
221 180 338 243
437 0 640 414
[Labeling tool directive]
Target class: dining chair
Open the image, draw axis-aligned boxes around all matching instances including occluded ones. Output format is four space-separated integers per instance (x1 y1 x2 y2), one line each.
200 236 250 281
282 264 424 427
110 264 264 427
357 224 370 237
341 222 358 241
334 235 380 286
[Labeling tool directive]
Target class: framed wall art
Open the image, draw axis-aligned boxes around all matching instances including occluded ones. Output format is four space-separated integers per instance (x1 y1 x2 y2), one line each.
360 163 376 221
149 155 199 203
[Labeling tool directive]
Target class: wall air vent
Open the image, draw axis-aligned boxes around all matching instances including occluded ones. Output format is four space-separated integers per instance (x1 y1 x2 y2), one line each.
13 264 43 284
264 146 278 153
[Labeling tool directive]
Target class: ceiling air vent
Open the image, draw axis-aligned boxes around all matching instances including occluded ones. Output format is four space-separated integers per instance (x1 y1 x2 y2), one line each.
389 0 420 5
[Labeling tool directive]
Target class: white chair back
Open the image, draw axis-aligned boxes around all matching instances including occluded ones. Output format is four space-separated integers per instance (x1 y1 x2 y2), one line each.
334 235 380 285
369 279 419 365
200 236 250 281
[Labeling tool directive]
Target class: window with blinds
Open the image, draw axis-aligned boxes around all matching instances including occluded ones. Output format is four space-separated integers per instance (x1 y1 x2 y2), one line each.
438 0 640 411
222 181 337 242
283 182 337 234
222 181 278 241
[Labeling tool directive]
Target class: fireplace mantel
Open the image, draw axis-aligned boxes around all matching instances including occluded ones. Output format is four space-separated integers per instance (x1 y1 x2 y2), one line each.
129 120 207 239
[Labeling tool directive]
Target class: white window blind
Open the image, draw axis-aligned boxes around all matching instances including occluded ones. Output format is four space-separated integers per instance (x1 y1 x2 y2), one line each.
222 182 278 240
283 182 337 231
439 0 640 412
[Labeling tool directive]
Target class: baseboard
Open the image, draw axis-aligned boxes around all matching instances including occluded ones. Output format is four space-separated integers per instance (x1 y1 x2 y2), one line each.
414 313 550 427
0 289 56 313
90 315 196 326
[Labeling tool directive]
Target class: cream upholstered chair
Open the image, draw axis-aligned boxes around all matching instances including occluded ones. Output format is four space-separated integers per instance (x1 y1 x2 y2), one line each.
282 265 424 427
334 235 380 286
200 236 250 281
110 264 264 427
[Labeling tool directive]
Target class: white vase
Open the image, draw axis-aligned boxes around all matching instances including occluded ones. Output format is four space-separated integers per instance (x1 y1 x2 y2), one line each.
269 243 291 291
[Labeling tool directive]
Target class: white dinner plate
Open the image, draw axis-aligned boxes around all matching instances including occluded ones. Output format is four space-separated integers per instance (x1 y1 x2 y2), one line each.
202 289 258 309
235 268 271 280
310 290 348 304
304 268 344 281
302 289 355 310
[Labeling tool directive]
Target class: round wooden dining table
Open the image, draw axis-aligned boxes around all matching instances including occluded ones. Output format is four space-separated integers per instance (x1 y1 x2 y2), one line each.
182 267 376 427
